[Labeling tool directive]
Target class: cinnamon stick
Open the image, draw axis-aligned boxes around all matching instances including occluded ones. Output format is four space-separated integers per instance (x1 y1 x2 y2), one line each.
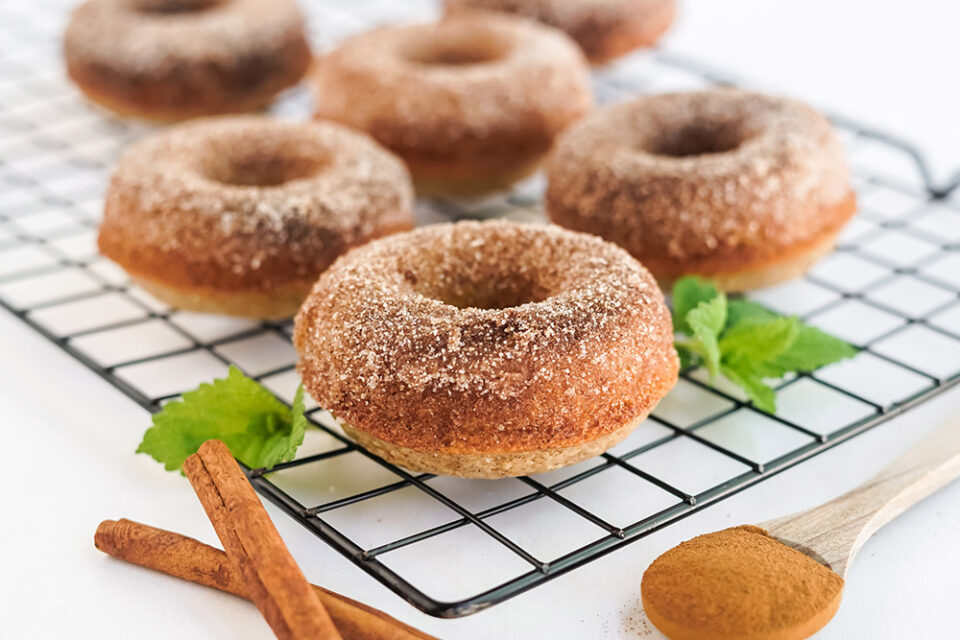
183 439 342 640
95 519 439 640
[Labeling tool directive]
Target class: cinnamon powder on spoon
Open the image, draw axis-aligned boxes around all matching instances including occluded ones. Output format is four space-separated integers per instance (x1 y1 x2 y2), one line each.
641 525 844 640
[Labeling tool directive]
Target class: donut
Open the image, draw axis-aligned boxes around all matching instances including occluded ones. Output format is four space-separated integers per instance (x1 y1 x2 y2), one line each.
546 90 857 291
63 0 311 120
444 0 676 64
294 220 678 479
98 116 414 319
310 13 593 196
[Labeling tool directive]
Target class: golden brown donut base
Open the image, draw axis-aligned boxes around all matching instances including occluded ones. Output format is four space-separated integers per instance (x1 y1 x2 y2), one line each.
635 193 857 292
340 411 649 479
67 65 273 122
133 277 313 320
99 218 415 301
408 155 543 197
315 109 553 196
659 231 838 293
66 57 307 122
713 238 836 292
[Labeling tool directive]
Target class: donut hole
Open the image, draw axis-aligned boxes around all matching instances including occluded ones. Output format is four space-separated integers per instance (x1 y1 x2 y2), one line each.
646 122 746 158
402 32 509 67
201 149 325 188
404 259 555 310
433 277 550 310
132 0 223 14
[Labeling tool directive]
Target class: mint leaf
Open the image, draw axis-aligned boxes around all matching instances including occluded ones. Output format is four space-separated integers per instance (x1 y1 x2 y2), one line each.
672 277 720 335
671 277 858 413
686 293 727 376
720 316 799 364
726 299 777 327
720 363 777 413
769 324 858 372
137 366 307 472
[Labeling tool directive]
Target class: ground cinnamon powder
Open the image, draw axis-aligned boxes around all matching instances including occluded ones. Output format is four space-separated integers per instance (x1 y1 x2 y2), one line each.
641 525 845 640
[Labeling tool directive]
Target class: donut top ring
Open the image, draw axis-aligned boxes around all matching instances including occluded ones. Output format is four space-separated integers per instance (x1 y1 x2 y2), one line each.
445 0 676 64
294 220 678 475
64 0 311 120
311 13 593 195
546 89 856 289
98 116 414 318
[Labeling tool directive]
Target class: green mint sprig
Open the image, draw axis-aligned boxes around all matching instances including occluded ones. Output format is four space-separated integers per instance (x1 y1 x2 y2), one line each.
672 277 857 413
137 365 307 472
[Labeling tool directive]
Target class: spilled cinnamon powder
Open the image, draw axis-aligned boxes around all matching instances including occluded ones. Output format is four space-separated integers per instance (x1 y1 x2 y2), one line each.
641 525 844 640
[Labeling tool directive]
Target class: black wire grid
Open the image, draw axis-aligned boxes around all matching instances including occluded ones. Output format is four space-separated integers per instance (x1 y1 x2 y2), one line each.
3 0 960 620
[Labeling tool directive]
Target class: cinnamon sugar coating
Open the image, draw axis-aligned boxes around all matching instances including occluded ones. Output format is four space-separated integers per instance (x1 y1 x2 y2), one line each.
546 89 856 287
311 13 592 194
64 0 311 120
445 0 675 64
294 221 678 458
98 116 414 317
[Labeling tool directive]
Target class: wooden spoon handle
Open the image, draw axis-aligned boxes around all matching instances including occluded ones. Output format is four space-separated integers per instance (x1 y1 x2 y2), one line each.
763 417 960 576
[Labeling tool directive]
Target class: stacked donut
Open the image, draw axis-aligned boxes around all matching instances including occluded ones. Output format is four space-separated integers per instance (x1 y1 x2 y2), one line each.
73 1 856 477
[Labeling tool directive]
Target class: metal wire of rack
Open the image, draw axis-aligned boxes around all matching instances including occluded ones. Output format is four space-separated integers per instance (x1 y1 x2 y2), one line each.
2 0 960 620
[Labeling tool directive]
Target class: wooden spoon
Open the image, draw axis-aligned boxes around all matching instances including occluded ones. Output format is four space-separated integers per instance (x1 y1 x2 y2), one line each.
763 417 960 578
642 417 960 640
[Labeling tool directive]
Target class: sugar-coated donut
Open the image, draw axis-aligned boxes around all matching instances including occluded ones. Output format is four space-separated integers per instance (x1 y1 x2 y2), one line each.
445 0 676 64
98 116 414 319
294 220 678 478
311 13 593 196
64 0 311 120
546 90 857 291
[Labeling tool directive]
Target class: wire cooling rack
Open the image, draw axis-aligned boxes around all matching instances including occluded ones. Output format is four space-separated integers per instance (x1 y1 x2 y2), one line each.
3 0 960 619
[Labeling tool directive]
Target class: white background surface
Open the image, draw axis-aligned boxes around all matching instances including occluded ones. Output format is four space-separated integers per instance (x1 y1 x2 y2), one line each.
3 1 960 638
669 0 960 188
